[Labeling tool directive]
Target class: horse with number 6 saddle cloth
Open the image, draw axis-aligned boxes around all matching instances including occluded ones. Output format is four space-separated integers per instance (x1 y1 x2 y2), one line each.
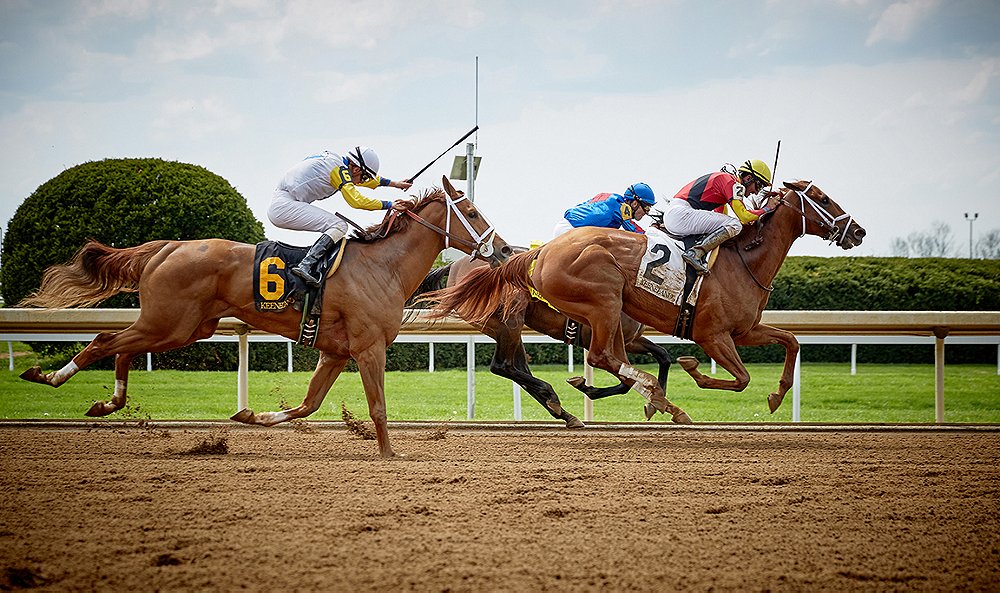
252 238 347 347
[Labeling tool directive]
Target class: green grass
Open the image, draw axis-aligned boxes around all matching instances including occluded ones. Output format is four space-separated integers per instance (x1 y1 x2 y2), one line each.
1 348 998 423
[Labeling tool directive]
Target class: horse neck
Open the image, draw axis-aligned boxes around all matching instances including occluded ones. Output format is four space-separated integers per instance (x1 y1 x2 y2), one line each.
364 202 448 297
735 196 802 287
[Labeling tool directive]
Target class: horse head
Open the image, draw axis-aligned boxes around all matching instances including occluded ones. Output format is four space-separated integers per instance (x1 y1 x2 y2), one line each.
777 180 866 250
404 176 512 266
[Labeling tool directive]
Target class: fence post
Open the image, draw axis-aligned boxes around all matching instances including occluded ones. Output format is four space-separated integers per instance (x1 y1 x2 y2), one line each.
466 336 475 420
934 328 947 423
429 342 435 373
583 350 594 422
287 341 293 373
792 350 801 422
851 343 857 375
237 325 250 412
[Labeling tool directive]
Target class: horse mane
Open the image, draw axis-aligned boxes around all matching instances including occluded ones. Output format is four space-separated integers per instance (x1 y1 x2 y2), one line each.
348 188 447 244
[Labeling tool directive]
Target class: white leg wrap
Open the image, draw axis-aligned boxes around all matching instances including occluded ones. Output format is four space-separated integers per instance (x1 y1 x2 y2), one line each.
619 363 653 401
114 380 127 399
51 361 79 386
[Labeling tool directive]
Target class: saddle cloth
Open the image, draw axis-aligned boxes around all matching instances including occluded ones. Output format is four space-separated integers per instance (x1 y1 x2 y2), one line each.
635 228 715 307
252 239 345 313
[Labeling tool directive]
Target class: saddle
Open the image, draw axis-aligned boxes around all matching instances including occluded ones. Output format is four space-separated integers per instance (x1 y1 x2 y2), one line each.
252 238 347 347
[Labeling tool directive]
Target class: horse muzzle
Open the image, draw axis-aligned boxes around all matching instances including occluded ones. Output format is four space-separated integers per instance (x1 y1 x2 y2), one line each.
838 222 867 249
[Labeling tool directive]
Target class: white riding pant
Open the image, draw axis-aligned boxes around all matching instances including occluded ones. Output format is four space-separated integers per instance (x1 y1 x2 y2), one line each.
551 218 575 238
268 190 347 240
662 199 741 239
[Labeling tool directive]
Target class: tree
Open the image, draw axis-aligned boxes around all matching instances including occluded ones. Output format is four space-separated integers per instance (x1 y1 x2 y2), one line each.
890 221 955 257
1 158 264 306
976 229 1000 259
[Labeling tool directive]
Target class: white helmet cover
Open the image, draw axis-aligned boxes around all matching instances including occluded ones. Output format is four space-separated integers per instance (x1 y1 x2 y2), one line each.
346 145 380 179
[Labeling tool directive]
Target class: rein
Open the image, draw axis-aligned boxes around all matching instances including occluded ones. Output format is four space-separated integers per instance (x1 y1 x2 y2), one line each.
732 240 774 292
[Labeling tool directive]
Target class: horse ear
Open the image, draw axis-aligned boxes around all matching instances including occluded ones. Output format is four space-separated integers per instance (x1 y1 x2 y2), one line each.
783 180 806 191
442 175 465 199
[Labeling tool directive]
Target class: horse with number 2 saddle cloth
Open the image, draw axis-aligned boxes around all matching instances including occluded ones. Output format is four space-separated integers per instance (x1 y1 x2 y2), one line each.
252 238 347 347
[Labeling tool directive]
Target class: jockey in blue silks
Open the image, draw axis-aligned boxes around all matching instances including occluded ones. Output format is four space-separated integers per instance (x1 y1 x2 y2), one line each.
551 182 656 237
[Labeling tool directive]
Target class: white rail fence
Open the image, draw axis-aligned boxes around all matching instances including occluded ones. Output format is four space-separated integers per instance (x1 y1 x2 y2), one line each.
2 309 998 424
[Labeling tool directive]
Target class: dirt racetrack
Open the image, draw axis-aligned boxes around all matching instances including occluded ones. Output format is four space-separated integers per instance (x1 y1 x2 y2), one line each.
1 422 998 592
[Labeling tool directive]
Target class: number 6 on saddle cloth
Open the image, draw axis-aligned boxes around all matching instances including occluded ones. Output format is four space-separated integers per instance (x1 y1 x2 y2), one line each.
253 238 347 346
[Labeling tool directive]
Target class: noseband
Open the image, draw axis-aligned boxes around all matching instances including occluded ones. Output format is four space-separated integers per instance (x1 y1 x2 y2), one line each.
780 182 853 245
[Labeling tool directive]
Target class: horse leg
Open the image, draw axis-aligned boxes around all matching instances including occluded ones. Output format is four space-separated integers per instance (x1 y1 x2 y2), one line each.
354 346 395 458
487 314 584 429
232 352 349 426
84 352 136 417
679 334 753 394
583 317 690 424
22 316 222 417
733 323 800 413
570 336 673 401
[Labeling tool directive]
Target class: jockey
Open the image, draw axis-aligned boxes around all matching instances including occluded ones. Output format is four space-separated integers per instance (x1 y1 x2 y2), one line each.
267 146 412 287
552 182 656 237
662 159 773 276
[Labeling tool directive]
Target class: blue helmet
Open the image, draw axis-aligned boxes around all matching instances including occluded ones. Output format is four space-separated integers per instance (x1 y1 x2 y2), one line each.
624 182 655 206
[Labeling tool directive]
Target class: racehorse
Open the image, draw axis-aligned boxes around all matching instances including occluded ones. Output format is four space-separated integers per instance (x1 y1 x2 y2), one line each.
426 180 865 422
411 256 674 428
19 177 511 457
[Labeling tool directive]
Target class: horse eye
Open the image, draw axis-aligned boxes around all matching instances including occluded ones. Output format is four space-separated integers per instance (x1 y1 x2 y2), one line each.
468 210 479 219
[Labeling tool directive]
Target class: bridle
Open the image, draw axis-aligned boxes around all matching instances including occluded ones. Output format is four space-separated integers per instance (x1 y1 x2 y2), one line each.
736 181 851 292
403 193 499 261
779 182 853 245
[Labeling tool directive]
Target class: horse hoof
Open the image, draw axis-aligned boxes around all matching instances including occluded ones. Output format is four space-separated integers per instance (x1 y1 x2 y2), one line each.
768 392 785 413
672 412 694 424
19 366 46 384
566 376 586 390
677 356 699 372
230 408 255 424
644 403 657 420
565 416 585 429
84 401 114 417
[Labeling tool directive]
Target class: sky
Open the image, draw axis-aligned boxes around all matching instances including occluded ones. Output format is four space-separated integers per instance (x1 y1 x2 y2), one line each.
1 0 999 258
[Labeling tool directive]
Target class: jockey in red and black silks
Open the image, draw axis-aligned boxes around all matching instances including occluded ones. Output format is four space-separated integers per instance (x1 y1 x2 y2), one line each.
662 160 774 276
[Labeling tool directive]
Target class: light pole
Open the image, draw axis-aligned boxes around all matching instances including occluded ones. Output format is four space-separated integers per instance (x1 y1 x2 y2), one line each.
964 212 978 258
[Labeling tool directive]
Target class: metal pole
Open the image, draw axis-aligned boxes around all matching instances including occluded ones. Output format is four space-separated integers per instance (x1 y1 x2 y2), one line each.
965 212 978 258
583 350 594 422
851 343 857 375
466 142 475 203
287 341 293 373
428 342 435 372
7 342 13 372
513 383 522 421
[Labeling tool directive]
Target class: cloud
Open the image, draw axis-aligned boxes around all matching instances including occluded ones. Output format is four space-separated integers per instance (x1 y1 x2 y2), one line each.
152 96 244 140
866 0 940 46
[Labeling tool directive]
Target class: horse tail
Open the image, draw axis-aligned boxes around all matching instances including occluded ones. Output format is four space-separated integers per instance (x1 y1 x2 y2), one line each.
19 239 172 308
424 250 536 325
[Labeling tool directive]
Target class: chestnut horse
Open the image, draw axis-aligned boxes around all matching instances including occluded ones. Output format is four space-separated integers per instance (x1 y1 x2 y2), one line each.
20 177 511 457
427 181 865 421
412 255 673 428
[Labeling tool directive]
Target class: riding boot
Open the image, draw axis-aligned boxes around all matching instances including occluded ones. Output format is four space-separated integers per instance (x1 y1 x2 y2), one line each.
682 227 733 276
292 233 337 287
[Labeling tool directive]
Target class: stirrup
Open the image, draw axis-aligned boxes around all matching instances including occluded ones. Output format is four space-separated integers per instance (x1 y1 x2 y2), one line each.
291 265 322 288
682 250 710 276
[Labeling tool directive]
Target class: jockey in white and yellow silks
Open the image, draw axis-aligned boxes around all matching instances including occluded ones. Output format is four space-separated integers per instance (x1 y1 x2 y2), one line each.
661 159 774 276
267 146 412 286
